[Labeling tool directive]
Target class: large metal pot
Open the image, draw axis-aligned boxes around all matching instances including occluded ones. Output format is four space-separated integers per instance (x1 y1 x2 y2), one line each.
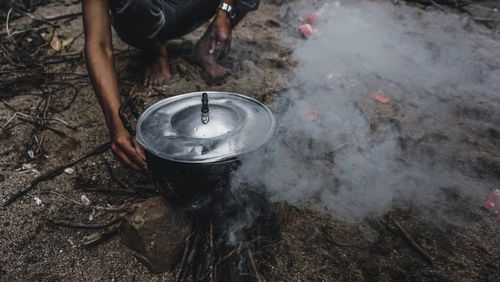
126 91 275 201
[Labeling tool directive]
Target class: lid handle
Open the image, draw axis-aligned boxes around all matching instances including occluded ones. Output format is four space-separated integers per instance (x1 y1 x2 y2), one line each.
201 92 210 124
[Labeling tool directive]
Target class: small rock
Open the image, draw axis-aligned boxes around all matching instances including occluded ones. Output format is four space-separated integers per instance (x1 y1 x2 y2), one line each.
80 195 91 206
64 167 75 175
34 197 43 206
22 163 34 170
120 196 191 273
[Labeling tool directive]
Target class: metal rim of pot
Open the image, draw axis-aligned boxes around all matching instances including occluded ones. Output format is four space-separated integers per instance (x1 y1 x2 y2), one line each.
130 91 276 165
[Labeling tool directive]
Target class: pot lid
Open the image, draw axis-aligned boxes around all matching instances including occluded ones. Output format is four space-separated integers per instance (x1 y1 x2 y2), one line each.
135 91 276 163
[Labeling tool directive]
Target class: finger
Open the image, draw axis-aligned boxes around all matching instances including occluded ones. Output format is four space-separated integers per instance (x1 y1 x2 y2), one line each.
214 41 224 59
132 139 147 163
113 148 142 171
223 35 231 57
209 34 217 57
118 139 147 169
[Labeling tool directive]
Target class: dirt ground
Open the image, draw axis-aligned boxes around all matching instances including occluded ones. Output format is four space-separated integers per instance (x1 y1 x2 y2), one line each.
1 0 499 281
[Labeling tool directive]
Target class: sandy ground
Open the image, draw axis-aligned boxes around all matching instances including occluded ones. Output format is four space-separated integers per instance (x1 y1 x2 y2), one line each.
1 0 499 281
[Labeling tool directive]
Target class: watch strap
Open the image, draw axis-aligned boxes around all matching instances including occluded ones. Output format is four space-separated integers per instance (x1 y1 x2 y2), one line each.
218 3 236 19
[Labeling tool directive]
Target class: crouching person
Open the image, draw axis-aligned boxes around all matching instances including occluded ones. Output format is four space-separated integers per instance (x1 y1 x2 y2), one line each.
82 0 259 170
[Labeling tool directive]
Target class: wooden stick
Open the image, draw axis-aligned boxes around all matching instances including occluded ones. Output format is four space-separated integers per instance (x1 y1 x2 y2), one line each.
15 10 58 27
3 142 111 206
40 191 129 211
199 240 255 280
209 220 217 282
2 100 77 130
47 218 121 230
43 12 82 21
390 218 434 265
247 247 265 282
5 8 17 46
82 222 122 248
175 233 194 282
18 116 68 137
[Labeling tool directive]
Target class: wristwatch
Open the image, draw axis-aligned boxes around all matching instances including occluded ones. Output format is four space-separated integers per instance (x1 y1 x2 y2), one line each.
218 2 236 19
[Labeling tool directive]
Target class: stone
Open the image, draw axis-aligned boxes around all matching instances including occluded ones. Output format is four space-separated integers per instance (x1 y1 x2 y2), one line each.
120 196 191 273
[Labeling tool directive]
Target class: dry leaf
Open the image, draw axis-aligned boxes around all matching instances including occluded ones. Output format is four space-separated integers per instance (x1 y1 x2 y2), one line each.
50 36 62 52
41 32 78 52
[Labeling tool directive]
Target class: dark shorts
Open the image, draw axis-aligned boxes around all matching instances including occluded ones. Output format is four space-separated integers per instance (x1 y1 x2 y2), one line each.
110 0 260 48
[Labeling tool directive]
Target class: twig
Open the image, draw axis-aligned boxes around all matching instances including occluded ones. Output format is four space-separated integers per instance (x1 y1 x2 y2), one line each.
2 112 18 128
0 26 47 38
81 188 146 196
5 8 17 46
47 217 122 230
247 247 265 282
175 233 195 282
199 240 255 280
17 112 77 130
15 10 58 27
82 222 122 247
390 217 434 265
41 191 129 211
3 142 111 206
209 220 216 282
18 116 69 137
44 12 82 21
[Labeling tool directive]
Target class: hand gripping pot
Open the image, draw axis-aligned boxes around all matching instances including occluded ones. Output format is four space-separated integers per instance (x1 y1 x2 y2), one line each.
130 91 275 200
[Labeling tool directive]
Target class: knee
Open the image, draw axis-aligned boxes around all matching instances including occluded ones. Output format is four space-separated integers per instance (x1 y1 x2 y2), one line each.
111 0 166 45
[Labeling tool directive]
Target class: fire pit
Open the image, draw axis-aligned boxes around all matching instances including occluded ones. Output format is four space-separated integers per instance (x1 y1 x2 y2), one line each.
132 91 276 200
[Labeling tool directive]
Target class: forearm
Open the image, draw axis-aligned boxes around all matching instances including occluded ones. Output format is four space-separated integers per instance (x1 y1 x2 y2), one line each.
85 44 123 135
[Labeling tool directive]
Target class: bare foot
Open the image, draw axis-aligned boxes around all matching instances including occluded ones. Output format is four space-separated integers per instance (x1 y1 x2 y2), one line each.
144 41 171 87
189 19 232 80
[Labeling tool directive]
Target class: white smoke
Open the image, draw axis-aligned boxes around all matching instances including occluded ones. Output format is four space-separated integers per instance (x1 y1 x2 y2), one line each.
230 0 500 221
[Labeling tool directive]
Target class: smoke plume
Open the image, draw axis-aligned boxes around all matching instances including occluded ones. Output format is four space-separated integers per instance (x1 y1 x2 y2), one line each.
230 0 500 222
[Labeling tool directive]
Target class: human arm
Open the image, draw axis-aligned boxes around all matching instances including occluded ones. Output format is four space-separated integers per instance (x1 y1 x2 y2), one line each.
209 1 235 58
82 0 146 171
